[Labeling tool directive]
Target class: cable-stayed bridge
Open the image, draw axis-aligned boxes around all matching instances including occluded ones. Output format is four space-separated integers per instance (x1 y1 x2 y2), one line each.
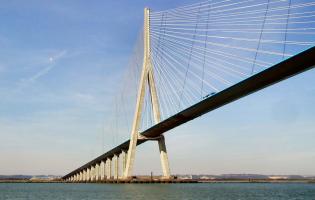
63 0 315 182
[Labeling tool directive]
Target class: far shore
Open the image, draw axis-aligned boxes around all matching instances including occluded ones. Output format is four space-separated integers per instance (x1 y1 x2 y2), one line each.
1 178 314 184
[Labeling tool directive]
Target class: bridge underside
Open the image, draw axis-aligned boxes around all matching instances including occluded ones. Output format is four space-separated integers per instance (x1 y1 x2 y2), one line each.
63 46 315 180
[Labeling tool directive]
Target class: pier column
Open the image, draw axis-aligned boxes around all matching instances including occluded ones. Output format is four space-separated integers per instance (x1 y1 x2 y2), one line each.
120 151 126 178
100 160 105 180
95 165 98 181
83 169 86 181
158 136 171 178
80 171 83 181
94 165 97 181
106 158 111 179
99 163 102 181
89 167 92 181
95 163 100 181
114 154 118 179
94 164 98 181
87 168 91 182
105 159 108 179
91 165 95 181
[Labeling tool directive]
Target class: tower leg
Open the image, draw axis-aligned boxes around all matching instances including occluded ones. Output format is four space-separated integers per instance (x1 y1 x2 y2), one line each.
158 136 171 178
124 7 153 179
124 133 138 178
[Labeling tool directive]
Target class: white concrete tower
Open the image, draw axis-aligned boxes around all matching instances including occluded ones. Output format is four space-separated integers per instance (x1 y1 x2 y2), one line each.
123 7 171 179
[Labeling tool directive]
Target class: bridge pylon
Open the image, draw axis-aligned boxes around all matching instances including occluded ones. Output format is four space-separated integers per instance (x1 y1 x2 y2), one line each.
123 7 171 179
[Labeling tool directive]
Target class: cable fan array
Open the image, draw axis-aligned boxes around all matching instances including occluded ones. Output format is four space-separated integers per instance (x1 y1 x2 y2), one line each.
103 0 315 148
149 0 315 121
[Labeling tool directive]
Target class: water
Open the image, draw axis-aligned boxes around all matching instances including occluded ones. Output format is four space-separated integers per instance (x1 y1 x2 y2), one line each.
0 183 314 200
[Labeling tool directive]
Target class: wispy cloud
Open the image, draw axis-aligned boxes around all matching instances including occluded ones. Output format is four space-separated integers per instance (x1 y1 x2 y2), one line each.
0 50 68 101
20 50 67 85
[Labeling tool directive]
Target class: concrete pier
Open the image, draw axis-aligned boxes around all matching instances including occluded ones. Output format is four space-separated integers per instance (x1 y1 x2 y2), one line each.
79 172 83 181
106 158 111 179
87 168 91 181
120 151 126 178
90 166 94 181
83 169 86 181
95 163 100 181
100 160 105 180
114 155 118 179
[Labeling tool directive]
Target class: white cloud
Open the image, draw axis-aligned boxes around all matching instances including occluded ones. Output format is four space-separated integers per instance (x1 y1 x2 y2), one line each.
19 50 67 86
33 50 67 80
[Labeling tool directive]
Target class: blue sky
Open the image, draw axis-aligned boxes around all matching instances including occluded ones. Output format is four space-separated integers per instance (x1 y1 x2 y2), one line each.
0 0 314 176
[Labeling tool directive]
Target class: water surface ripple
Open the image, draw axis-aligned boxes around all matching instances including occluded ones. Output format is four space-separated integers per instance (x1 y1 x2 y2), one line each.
0 183 315 200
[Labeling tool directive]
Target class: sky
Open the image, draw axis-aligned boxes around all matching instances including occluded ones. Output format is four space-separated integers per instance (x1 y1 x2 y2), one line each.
0 0 314 176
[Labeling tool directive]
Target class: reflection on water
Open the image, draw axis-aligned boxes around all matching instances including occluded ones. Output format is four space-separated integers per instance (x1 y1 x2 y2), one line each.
0 183 315 200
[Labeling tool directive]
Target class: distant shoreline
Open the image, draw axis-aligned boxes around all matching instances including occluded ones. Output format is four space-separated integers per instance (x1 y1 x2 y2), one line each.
198 179 315 183
1 179 314 184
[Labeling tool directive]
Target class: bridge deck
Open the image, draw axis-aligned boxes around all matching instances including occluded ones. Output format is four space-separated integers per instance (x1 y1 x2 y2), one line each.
63 46 315 179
